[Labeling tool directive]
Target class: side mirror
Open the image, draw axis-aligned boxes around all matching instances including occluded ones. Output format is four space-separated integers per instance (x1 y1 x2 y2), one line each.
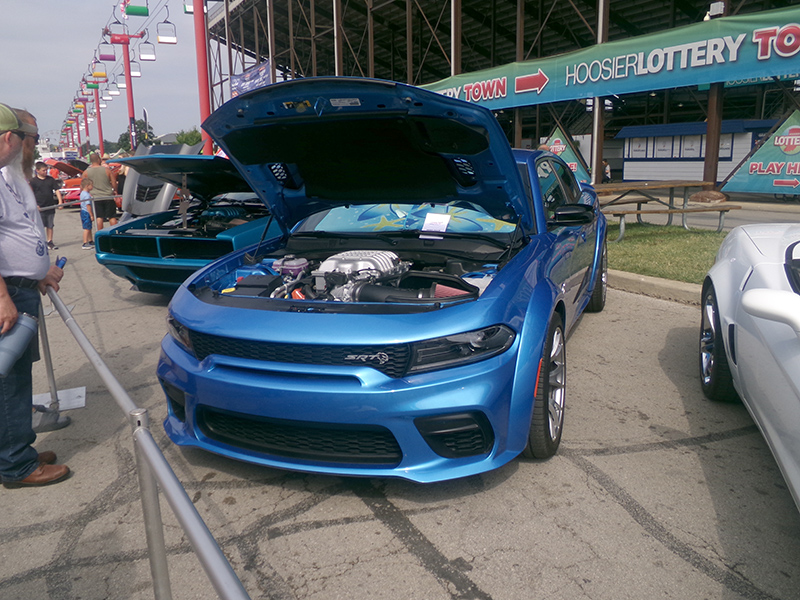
550 203 594 226
741 289 800 338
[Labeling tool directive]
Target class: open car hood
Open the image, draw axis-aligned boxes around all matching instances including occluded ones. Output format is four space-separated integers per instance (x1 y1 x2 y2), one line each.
203 77 531 230
44 159 83 177
109 155 252 201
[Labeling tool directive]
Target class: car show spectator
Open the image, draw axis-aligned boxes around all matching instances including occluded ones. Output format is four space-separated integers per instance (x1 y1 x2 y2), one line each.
30 161 63 250
602 158 612 183
79 177 95 249
83 152 117 230
0 103 69 488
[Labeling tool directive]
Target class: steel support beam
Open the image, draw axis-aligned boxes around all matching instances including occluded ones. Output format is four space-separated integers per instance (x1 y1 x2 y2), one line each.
591 0 609 186
406 0 413 84
267 0 276 82
333 0 343 75
513 0 524 148
451 0 461 76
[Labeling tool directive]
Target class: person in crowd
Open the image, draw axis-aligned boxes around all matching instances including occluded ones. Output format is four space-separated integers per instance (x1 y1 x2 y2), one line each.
602 158 612 183
83 152 117 230
79 177 95 249
0 103 70 488
30 161 63 250
15 113 70 435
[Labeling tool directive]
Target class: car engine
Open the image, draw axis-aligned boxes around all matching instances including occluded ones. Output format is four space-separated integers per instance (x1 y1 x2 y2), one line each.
229 249 491 304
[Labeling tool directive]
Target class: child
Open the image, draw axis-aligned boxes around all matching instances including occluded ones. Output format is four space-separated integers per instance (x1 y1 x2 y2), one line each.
80 178 95 249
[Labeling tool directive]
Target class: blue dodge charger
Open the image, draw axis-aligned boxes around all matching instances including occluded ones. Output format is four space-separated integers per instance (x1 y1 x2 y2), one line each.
155 77 607 483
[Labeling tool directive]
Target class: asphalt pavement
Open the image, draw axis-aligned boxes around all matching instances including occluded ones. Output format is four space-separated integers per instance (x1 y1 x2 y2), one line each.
1 205 799 600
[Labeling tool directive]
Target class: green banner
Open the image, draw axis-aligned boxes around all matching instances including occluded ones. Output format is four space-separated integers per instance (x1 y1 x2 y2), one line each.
423 6 800 110
722 110 800 195
544 128 591 184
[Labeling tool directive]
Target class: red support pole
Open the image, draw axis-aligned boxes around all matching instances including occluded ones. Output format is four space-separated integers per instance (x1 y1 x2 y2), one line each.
83 103 90 141
121 41 137 150
75 116 83 157
193 0 213 155
94 87 105 157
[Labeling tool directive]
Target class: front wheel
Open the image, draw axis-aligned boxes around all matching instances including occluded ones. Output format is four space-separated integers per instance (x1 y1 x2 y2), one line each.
699 282 737 402
523 314 566 458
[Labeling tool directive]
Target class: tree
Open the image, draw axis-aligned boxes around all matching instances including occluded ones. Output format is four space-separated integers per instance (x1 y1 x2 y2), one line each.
116 119 155 152
176 128 202 146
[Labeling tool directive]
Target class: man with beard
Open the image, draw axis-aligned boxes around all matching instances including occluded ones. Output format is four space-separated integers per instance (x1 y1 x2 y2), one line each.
0 103 70 488
14 109 72 434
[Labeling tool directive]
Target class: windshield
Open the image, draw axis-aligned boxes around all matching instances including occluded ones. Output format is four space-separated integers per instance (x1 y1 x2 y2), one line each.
294 202 518 236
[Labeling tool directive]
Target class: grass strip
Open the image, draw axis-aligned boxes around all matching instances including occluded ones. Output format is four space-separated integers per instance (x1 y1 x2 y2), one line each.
606 223 727 285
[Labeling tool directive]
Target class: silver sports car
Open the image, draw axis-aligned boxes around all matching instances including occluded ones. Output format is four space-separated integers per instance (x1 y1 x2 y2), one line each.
700 223 800 511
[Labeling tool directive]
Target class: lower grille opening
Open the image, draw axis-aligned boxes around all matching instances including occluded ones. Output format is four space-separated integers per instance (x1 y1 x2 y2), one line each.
196 406 402 466
415 412 495 458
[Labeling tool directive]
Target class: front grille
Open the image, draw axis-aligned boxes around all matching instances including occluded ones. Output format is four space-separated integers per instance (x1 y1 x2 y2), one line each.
189 330 412 378
98 235 159 257
98 234 232 261
159 237 233 260
197 406 402 466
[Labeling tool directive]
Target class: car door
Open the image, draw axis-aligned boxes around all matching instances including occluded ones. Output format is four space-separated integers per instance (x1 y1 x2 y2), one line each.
554 161 597 303
536 158 591 318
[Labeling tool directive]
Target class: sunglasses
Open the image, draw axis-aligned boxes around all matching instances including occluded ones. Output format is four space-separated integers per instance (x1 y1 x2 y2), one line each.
10 130 39 144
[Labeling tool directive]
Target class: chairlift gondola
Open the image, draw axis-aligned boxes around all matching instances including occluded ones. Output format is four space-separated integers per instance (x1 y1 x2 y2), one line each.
125 0 149 17
157 7 177 44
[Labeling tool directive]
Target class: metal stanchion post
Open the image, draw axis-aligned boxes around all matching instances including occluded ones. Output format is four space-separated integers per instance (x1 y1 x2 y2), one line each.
38 300 60 410
130 408 174 600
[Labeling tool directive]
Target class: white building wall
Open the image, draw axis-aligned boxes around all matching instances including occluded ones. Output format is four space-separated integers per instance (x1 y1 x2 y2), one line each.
622 132 754 182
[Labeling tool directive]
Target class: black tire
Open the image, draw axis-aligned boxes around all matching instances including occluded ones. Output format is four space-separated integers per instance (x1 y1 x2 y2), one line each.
523 314 566 458
586 238 607 313
699 282 737 402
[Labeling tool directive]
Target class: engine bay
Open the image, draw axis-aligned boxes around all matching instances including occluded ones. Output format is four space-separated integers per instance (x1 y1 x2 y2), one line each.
216 249 498 305
147 197 270 239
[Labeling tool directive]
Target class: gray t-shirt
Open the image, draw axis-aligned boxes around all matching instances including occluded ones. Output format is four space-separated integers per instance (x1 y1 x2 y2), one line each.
0 167 50 280
84 165 115 198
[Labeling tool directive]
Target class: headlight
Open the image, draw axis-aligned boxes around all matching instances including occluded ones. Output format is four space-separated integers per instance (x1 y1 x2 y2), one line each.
408 325 515 374
167 315 195 356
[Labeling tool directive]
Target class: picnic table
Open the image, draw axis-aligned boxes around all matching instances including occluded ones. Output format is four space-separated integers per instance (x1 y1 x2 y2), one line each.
595 180 740 242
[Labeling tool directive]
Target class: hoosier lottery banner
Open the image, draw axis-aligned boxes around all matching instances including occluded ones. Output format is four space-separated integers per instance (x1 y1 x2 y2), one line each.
723 110 800 195
422 6 800 110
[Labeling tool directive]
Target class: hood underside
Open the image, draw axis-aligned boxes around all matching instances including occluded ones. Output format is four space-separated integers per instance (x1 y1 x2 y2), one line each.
109 155 252 201
203 78 529 230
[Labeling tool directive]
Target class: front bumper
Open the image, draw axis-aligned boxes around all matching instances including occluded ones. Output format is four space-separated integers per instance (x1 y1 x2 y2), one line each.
157 333 532 483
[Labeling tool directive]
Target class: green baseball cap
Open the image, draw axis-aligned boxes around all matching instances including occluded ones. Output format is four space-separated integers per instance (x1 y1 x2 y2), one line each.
0 103 38 135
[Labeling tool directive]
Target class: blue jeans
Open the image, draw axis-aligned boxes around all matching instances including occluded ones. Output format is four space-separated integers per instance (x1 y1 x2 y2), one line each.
0 286 41 482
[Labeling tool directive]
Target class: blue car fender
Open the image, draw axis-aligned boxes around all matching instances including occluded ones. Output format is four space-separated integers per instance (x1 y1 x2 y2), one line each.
504 276 563 453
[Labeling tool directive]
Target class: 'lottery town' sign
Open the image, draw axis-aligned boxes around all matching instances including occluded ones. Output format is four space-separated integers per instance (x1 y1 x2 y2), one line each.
723 110 800 195
422 6 800 110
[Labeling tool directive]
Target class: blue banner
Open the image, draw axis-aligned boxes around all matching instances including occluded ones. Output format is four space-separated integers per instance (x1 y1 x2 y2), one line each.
231 61 272 98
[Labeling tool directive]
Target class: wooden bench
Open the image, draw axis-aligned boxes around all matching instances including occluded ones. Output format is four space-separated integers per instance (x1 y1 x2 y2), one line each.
602 205 741 242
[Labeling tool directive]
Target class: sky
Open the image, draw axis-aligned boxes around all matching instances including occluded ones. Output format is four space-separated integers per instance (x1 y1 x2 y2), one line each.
0 0 204 148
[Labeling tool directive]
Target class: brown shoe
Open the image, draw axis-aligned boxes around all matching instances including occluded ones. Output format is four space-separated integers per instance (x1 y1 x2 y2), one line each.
37 450 57 465
2 464 70 488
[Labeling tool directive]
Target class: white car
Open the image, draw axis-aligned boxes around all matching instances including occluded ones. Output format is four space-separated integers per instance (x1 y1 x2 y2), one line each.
700 223 800 511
